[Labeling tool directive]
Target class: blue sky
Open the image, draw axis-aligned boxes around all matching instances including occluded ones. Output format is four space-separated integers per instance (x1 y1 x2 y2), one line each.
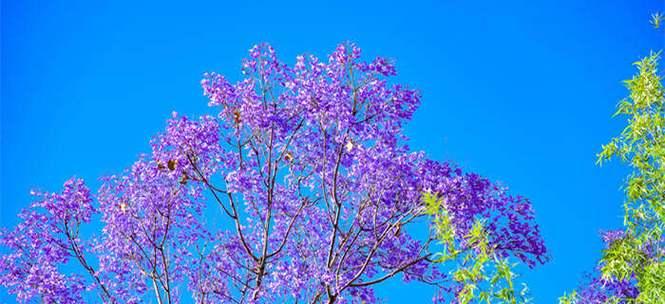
2 0 664 302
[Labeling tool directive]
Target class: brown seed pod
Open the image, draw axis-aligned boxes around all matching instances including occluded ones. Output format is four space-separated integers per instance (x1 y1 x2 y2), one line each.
233 109 242 125
167 159 177 171
284 151 293 162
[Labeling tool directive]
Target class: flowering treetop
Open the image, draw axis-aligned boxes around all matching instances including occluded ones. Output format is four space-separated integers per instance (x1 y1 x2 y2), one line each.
0 43 547 303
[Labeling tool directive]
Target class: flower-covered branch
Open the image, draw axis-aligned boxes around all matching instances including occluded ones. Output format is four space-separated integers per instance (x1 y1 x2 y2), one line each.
0 43 547 303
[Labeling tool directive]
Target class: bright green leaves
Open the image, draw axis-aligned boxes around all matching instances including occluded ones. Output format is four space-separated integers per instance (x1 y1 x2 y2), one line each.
636 261 665 303
625 54 663 111
626 176 646 202
562 11 665 304
558 291 578 304
597 138 621 164
424 192 460 263
600 236 648 282
563 51 665 303
591 52 665 302
597 52 665 231
452 220 492 304
651 12 664 29
423 193 530 303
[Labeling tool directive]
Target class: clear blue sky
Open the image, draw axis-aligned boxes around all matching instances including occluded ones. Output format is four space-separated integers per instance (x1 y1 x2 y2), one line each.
2 0 664 302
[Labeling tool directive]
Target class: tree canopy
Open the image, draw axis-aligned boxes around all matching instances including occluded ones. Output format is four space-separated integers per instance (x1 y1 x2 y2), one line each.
0 43 547 303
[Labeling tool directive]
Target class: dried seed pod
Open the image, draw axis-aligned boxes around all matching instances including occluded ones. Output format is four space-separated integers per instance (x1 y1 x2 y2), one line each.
233 109 242 125
167 159 177 171
284 151 293 162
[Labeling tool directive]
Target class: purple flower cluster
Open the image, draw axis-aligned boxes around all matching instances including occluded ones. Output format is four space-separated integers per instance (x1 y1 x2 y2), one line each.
420 161 547 267
95 115 220 303
0 179 93 303
573 275 640 303
1 43 547 303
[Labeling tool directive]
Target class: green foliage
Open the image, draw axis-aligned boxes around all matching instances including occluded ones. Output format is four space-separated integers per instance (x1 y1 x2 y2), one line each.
636 261 665 302
651 12 663 29
423 193 531 304
598 51 665 242
597 52 665 229
572 52 665 303
558 291 578 304
600 235 648 282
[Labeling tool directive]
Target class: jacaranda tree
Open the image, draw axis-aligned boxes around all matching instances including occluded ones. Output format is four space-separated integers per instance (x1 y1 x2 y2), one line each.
0 43 547 303
560 17 665 303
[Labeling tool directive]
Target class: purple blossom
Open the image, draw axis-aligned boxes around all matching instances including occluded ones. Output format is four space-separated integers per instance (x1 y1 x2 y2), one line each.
572 274 640 303
1 43 547 303
0 178 105 303
601 230 626 245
